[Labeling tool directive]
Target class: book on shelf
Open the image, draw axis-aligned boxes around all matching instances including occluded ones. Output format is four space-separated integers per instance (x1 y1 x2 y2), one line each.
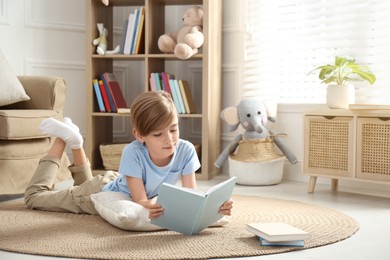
149 73 157 92
348 103 390 110
98 79 112 112
119 19 128 54
92 79 106 112
129 8 140 54
132 6 145 54
101 72 128 111
153 72 163 91
169 79 184 114
246 222 311 242
100 74 117 112
179 80 196 113
259 237 305 247
117 108 131 114
172 79 186 114
123 10 137 55
160 72 173 96
150 177 237 235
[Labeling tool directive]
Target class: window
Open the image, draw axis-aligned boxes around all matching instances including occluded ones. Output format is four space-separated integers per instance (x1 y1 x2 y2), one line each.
243 0 390 104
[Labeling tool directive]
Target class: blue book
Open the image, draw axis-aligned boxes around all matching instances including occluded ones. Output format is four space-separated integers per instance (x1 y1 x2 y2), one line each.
151 177 237 235
130 8 140 54
93 79 105 112
172 80 186 113
169 79 183 113
259 237 305 247
153 73 162 91
123 12 136 55
100 74 116 112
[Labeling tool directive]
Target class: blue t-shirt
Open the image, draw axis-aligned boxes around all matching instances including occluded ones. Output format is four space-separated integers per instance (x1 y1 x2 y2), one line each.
101 139 200 199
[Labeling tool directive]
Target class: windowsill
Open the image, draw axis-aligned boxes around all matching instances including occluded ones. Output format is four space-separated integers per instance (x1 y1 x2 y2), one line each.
277 103 328 113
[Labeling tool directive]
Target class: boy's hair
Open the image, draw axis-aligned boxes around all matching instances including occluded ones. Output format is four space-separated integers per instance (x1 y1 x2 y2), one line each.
130 91 177 136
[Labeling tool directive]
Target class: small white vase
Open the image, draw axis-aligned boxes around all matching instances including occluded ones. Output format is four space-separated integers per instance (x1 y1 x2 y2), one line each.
326 84 355 109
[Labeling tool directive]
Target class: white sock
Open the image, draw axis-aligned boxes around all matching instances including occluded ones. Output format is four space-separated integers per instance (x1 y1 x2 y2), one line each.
40 117 83 149
63 117 80 133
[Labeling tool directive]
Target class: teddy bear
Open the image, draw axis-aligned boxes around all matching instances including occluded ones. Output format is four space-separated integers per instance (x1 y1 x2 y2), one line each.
92 23 120 55
158 6 204 60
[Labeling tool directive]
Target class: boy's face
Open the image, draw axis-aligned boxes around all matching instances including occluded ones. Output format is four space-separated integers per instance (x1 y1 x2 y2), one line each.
134 117 180 165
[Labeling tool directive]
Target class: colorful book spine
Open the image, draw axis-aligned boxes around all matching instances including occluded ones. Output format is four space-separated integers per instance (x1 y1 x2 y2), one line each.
259 237 304 247
123 12 136 55
179 80 196 113
98 79 112 112
102 72 128 110
100 74 117 112
153 73 162 91
173 80 186 113
133 7 145 54
160 72 172 96
93 79 106 112
169 79 183 114
130 8 140 54
149 73 157 91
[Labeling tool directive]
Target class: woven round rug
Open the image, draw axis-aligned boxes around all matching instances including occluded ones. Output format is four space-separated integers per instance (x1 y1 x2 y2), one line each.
0 195 358 260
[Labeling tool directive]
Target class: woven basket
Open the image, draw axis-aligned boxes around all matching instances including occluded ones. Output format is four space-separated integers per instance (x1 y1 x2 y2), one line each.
230 138 284 162
228 138 285 185
99 143 201 171
99 143 127 170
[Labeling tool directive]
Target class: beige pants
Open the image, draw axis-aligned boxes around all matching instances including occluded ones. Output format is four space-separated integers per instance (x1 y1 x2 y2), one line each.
24 155 118 214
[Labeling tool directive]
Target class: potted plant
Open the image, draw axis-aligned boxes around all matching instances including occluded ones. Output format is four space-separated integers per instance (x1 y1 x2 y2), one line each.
309 56 376 109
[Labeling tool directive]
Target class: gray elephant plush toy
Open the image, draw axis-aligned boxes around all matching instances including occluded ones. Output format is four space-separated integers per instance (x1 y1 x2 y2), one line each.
214 98 298 168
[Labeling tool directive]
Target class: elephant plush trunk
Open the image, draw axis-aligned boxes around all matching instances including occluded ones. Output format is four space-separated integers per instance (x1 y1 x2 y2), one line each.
253 116 264 133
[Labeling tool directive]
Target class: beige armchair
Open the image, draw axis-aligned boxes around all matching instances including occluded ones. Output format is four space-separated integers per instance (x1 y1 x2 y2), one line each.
0 76 71 195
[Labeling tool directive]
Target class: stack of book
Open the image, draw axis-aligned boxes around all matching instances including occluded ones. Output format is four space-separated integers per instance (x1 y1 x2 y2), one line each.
246 222 311 247
149 72 196 114
120 6 145 55
92 72 130 113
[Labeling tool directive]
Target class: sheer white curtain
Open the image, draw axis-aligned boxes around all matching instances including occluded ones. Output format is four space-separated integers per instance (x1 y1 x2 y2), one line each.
243 0 390 104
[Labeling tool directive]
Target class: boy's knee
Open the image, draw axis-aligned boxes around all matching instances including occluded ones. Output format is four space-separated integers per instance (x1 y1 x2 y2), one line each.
24 193 35 209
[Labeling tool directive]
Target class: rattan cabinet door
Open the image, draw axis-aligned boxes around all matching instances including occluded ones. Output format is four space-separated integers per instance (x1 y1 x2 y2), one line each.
356 117 390 181
304 115 355 178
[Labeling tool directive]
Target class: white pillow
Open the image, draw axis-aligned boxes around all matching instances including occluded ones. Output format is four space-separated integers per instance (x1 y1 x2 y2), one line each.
90 191 230 232
0 50 30 106
90 191 164 231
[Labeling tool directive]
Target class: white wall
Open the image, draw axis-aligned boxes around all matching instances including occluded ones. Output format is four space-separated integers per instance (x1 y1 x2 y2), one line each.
0 0 86 132
1 0 388 195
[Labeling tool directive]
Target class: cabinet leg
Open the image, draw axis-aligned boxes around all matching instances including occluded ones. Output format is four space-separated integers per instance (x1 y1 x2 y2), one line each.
308 176 317 193
331 178 338 191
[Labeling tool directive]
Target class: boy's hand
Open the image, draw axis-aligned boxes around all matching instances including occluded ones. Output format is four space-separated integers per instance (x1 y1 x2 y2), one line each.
148 203 164 219
218 199 233 216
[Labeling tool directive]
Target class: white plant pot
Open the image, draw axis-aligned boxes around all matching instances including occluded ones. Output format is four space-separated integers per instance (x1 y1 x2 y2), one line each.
326 84 355 109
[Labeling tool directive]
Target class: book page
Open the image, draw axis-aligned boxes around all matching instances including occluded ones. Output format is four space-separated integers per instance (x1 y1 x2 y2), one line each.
150 183 205 235
192 177 237 234
246 222 311 242
160 183 206 196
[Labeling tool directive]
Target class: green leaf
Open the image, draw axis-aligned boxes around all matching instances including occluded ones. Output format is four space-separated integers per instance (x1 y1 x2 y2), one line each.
309 56 376 86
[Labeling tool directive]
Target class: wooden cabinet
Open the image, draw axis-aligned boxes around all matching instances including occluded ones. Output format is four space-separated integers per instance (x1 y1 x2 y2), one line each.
85 0 222 179
303 109 390 192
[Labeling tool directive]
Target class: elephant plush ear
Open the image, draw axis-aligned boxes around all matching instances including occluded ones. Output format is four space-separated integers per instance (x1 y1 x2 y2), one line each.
264 99 277 123
221 106 240 131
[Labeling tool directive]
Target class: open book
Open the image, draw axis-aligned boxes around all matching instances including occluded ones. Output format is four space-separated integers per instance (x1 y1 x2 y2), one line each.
150 177 237 235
